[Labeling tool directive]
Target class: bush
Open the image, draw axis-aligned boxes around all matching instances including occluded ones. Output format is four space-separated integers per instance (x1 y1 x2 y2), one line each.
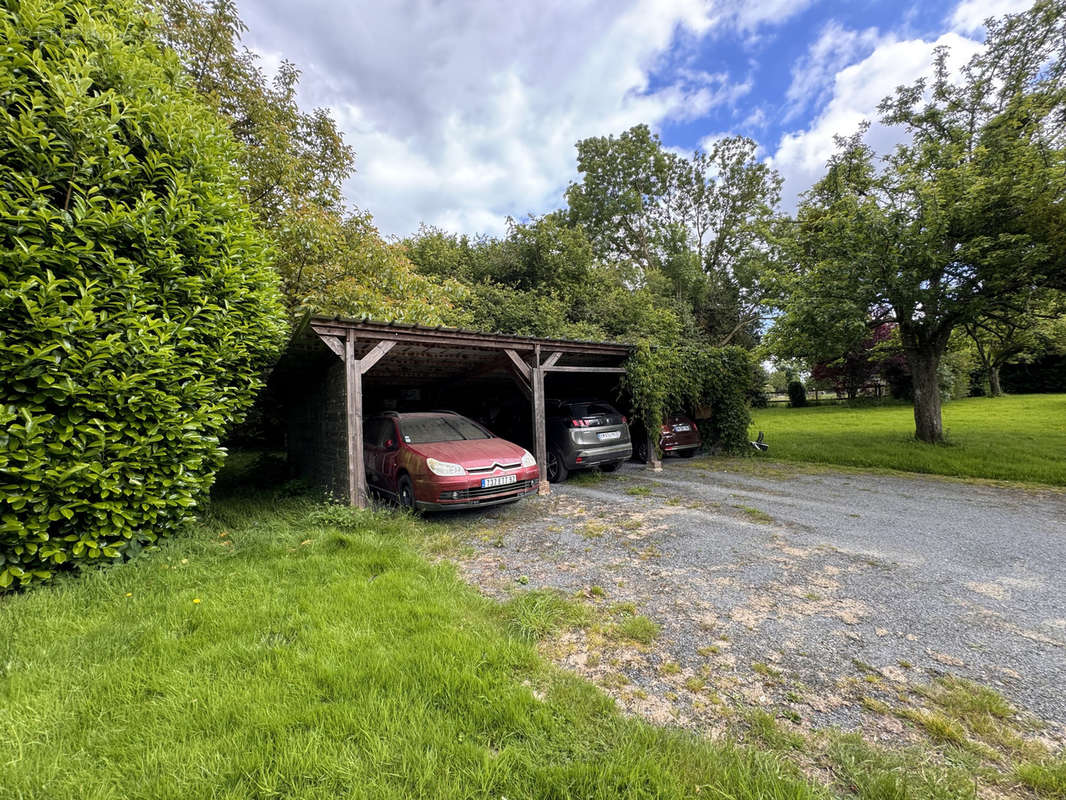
0 0 286 590
787 380 807 408
624 342 754 453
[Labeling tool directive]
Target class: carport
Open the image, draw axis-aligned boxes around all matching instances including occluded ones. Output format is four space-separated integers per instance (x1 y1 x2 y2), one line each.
276 316 637 507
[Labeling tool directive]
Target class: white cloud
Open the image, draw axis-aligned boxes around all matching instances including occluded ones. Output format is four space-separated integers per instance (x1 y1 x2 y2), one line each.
237 0 807 236
784 22 884 121
770 31 983 211
949 0 1035 34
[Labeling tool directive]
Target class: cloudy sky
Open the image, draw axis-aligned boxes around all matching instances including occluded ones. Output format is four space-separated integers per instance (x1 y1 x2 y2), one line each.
237 0 1034 237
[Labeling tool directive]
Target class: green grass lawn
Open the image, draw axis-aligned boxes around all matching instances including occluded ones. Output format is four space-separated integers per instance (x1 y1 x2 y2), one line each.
750 394 1066 486
0 488 820 800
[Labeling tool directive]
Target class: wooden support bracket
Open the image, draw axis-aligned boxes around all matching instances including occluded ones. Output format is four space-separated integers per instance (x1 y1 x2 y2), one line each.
540 351 563 369
321 335 345 358
503 349 531 381
359 340 396 374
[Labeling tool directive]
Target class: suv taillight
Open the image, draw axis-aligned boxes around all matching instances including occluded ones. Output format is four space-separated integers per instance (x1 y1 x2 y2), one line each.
570 419 587 427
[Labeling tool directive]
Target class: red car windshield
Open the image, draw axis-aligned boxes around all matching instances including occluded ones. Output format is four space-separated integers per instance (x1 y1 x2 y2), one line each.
399 415 491 444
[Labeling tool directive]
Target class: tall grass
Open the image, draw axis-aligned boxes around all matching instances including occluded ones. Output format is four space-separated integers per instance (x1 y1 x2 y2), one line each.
0 489 822 800
750 394 1066 485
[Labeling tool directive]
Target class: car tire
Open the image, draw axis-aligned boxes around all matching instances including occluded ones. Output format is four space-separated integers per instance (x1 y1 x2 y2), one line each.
679 449 696 458
634 437 649 464
547 449 568 483
397 475 416 511
600 461 621 472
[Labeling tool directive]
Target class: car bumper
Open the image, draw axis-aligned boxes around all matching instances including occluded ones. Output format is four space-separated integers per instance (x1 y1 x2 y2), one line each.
414 467 540 511
660 431 701 452
567 442 632 468
416 482 538 512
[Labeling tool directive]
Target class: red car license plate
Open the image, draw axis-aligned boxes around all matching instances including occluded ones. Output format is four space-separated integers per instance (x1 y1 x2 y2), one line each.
673 424 691 432
481 474 517 488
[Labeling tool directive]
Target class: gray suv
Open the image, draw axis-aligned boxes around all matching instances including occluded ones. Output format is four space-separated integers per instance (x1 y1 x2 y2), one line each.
545 399 632 482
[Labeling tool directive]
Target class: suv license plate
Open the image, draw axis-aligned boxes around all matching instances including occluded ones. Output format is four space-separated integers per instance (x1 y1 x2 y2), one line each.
673 424 691 432
481 474 517 488
597 430 622 441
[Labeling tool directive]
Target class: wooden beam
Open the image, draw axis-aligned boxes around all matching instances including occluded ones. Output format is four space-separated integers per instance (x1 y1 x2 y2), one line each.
358 340 396 375
541 351 563 369
320 335 344 359
310 319 633 358
345 331 367 508
503 348 531 381
531 344 549 496
541 365 626 374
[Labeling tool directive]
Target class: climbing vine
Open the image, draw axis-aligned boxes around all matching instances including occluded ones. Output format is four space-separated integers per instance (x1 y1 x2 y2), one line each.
624 342 754 454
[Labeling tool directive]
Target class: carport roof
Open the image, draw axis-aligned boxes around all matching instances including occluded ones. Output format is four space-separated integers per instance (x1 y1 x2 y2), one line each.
305 315 634 356
277 315 634 386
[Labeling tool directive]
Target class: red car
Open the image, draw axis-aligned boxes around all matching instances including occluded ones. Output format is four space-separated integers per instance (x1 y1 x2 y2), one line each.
363 411 539 511
634 412 702 461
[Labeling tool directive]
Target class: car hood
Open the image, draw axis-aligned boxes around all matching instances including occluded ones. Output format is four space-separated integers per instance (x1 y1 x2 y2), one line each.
409 438 528 468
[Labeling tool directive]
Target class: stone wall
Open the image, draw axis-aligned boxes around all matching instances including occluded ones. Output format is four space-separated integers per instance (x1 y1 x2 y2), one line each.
287 359 349 501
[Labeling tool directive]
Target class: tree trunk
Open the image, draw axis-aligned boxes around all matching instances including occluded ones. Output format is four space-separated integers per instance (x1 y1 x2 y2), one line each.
909 351 944 443
989 365 1003 397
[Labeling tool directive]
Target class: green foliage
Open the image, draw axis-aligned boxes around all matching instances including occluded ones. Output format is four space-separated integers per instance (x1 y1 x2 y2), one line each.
155 0 354 226
787 380 807 408
0 0 285 589
625 342 754 454
1016 756 1066 798
274 205 469 325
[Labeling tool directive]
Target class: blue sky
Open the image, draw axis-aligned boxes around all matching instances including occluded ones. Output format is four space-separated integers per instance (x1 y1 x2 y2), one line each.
237 0 1033 237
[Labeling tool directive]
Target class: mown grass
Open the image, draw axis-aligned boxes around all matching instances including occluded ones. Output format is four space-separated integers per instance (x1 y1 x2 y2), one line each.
750 394 1066 485
0 487 821 800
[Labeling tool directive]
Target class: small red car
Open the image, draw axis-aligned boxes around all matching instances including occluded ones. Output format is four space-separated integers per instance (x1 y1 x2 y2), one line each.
634 412 702 461
363 411 539 511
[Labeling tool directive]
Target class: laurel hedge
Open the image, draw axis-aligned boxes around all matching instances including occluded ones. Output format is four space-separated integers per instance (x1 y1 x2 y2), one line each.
624 342 754 454
0 0 286 589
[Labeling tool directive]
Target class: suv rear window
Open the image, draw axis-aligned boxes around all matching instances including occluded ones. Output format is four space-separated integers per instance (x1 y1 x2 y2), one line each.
399 415 491 443
564 402 618 418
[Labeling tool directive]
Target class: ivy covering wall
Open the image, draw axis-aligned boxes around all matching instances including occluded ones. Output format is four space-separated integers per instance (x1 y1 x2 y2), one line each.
624 342 754 454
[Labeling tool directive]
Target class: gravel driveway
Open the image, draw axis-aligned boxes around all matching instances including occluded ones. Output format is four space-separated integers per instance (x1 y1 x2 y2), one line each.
448 457 1066 740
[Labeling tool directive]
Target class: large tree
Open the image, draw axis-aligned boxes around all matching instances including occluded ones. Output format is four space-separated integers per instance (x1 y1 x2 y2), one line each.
566 125 780 346
768 1 1066 442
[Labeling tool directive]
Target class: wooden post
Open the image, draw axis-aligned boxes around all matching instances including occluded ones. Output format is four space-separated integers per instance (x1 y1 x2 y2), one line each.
646 430 662 472
344 331 367 508
532 344 549 495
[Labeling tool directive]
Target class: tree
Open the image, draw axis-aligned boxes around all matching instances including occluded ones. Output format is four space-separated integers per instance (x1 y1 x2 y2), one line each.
810 323 900 400
155 0 353 225
767 1 1066 442
0 0 286 588
273 206 470 326
566 125 780 346
962 290 1066 395
157 0 463 325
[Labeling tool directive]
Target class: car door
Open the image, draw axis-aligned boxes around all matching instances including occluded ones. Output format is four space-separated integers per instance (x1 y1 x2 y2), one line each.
363 418 390 492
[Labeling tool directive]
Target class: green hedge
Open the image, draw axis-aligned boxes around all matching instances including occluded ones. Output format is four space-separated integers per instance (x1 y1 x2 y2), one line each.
624 342 754 453
0 0 286 589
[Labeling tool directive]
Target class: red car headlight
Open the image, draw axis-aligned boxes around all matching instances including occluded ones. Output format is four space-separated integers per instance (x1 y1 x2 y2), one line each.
426 458 464 476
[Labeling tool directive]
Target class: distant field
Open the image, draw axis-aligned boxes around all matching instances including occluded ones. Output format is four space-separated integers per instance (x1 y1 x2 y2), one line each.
749 394 1066 486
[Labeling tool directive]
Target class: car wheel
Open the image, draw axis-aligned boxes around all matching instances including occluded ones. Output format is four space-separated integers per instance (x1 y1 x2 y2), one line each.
547 449 568 483
634 437 649 463
679 449 696 458
397 475 416 511
600 461 620 472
